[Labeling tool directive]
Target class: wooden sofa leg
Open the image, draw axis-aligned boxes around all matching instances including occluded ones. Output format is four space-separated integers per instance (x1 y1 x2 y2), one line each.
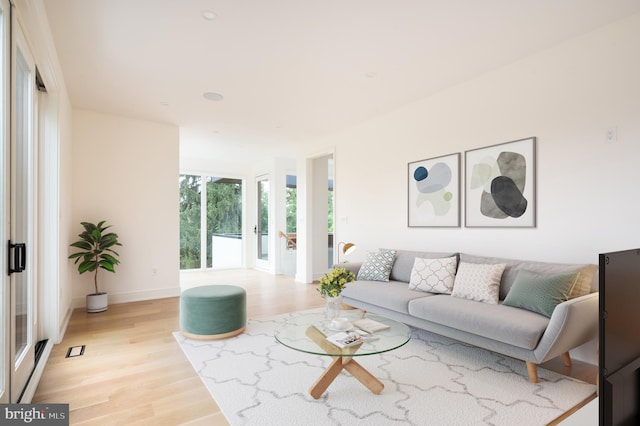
562 352 572 367
359 309 366 318
526 361 539 383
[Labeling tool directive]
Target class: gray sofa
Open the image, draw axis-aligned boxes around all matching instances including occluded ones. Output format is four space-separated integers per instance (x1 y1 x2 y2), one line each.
340 249 599 383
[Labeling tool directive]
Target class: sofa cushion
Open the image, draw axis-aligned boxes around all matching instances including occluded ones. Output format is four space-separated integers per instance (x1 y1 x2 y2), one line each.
408 256 458 294
459 253 597 299
451 262 506 304
408 295 550 350
381 249 458 283
357 250 397 281
342 281 434 314
502 270 579 317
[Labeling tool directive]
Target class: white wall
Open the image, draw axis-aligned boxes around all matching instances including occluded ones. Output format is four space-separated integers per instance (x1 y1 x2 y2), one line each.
311 12 640 267
71 110 180 306
297 13 640 365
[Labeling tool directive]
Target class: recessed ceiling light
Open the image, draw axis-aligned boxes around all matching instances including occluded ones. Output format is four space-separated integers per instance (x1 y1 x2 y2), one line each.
365 71 377 78
203 92 224 102
202 10 217 21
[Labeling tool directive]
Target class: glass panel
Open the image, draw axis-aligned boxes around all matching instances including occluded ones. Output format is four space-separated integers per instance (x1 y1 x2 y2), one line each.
257 178 269 261
14 47 30 363
328 172 334 268
281 175 297 276
0 2 7 402
286 175 296 234
179 174 201 269
206 177 242 268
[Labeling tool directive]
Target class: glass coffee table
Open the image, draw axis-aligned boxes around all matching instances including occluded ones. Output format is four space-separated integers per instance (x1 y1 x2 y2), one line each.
274 311 411 399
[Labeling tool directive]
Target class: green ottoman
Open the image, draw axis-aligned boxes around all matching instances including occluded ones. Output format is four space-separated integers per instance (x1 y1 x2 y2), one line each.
180 285 246 340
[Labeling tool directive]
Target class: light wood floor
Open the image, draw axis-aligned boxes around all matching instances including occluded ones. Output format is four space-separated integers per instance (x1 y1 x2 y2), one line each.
32 269 596 425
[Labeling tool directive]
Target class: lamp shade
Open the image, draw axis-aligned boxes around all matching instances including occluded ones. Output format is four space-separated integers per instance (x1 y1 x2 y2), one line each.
342 242 356 255
337 241 356 263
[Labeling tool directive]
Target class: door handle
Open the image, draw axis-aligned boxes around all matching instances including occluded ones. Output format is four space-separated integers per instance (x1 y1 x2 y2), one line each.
7 241 26 275
253 225 257 235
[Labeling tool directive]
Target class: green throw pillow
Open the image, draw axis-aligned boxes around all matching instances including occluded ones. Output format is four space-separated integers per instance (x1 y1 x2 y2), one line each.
502 270 580 317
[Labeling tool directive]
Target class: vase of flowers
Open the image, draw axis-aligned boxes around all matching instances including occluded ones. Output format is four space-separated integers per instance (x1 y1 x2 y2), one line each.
317 267 355 320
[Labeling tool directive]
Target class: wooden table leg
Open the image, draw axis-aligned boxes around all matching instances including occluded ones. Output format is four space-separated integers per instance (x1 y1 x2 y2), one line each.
309 357 344 399
343 359 384 394
304 325 384 398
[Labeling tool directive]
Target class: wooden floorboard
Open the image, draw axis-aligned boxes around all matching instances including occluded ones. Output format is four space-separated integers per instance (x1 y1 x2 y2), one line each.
32 269 596 425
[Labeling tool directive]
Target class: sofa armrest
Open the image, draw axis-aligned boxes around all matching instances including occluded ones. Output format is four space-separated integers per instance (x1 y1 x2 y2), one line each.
332 262 362 277
533 292 599 363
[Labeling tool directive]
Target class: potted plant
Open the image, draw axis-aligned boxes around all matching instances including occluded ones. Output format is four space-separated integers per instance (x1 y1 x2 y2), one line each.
317 267 355 319
68 220 122 313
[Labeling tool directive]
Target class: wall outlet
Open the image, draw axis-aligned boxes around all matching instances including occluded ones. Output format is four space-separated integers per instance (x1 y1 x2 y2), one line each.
605 126 617 144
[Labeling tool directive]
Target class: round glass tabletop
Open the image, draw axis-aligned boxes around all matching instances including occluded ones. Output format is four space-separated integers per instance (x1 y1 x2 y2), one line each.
274 311 411 357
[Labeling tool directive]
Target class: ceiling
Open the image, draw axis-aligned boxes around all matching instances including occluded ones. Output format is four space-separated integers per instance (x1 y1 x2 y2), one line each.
43 0 640 161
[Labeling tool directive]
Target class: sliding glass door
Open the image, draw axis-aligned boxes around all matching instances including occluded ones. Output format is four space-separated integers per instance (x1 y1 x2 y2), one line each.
179 174 243 270
0 7 38 403
9 11 37 402
0 0 10 404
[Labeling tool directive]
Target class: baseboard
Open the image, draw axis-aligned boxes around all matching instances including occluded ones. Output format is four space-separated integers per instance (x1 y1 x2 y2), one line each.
73 287 181 309
18 339 53 403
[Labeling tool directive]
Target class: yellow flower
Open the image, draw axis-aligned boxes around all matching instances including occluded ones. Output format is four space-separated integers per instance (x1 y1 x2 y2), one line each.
317 267 355 298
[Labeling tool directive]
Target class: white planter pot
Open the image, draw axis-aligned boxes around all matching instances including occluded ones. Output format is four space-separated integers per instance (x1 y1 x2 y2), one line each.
86 292 108 313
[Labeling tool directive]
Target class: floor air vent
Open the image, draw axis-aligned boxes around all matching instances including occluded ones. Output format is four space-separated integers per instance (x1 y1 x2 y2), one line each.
66 345 85 358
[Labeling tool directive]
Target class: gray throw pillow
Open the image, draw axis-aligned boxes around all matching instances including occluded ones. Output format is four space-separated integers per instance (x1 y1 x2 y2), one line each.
357 250 397 282
502 270 579 317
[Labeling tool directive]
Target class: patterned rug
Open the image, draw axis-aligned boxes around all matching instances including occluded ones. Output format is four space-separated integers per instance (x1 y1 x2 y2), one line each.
174 310 595 426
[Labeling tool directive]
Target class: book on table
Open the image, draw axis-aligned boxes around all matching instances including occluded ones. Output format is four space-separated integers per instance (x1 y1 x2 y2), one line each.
352 318 390 333
326 332 363 348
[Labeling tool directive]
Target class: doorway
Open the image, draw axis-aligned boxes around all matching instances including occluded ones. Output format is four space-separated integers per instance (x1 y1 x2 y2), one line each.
255 175 269 269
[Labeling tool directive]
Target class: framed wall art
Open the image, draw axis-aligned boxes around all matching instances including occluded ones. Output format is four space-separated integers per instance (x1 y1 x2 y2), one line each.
408 152 460 227
465 137 536 227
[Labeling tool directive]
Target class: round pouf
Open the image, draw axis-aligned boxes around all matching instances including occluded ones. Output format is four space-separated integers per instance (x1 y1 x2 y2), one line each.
180 285 246 340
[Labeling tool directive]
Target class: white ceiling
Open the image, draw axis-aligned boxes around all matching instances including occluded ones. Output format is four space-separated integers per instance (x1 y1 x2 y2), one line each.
43 0 640 161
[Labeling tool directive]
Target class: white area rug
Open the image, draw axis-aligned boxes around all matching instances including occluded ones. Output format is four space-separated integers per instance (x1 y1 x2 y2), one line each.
174 310 595 426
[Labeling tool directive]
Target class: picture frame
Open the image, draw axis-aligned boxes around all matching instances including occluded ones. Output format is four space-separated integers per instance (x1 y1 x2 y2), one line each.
408 152 460 227
465 137 536 227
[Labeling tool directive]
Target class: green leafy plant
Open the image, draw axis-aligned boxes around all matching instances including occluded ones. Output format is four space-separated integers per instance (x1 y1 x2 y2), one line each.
317 267 355 298
68 220 122 294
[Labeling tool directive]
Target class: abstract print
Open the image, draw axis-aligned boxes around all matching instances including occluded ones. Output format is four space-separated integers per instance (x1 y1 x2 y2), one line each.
408 153 460 227
465 137 536 227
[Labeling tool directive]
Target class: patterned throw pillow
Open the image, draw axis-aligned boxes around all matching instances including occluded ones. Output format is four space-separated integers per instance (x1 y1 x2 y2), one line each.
408 256 458 294
451 262 506 304
502 270 579 317
357 250 397 282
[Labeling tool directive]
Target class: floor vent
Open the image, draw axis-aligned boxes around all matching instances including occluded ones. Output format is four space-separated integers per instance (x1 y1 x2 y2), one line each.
66 345 85 358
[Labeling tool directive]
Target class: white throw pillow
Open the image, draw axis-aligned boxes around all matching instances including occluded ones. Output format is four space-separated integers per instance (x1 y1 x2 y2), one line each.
408 256 458 294
451 262 506 304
